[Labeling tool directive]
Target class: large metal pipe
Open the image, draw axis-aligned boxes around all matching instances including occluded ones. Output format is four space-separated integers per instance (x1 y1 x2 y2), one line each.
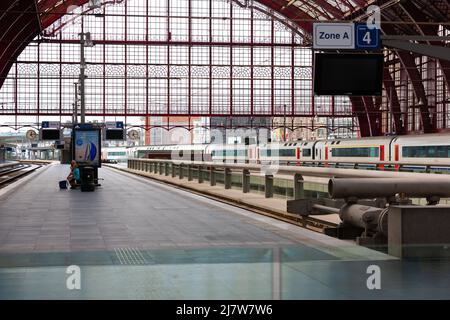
339 204 387 232
329 178 450 199
312 204 340 215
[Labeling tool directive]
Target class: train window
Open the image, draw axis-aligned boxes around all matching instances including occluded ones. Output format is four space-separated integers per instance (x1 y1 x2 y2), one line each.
331 147 379 157
403 145 450 158
108 152 126 156
279 149 295 157
302 149 312 157
429 147 436 157
437 146 447 158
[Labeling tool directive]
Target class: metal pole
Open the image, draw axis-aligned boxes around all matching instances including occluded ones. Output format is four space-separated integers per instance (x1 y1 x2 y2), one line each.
265 175 274 198
73 82 78 124
242 169 250 193
294 173 304 200
79 33 86 124
284 104 286 142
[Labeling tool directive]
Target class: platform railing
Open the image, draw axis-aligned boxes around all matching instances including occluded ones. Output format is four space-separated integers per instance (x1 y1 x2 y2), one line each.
127 158 450 200
255 159 450 173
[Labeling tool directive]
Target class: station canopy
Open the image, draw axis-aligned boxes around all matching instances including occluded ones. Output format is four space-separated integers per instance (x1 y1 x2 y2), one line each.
0 0 449 137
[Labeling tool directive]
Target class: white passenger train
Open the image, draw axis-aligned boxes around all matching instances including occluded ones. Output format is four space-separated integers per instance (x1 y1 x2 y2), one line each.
124 133 450 171
101 147 128 163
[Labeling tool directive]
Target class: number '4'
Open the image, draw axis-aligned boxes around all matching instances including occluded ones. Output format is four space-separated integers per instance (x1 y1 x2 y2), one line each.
363 32 372 44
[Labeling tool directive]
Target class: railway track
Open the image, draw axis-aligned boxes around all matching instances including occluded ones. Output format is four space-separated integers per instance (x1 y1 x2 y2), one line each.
0 163 42 188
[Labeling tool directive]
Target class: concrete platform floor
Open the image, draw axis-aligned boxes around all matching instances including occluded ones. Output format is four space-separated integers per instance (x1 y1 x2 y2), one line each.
0 164 346 253
0 164 449 299
109 163 340 225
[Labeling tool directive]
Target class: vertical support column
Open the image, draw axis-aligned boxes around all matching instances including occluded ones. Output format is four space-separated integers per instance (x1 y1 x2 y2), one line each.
293 173 304 200
79 33 86 124
188 165 193 181
242 169 250 193
179 165 184 179
224 168 232 190
165 163 169 176
210 166 216 186
172 164 176 178
265 175 274 198
159 163 163 175
198 165 204 183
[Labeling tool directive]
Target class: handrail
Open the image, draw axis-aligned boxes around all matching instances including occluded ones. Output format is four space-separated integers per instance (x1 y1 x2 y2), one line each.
288 159 450 168
128 158 450 182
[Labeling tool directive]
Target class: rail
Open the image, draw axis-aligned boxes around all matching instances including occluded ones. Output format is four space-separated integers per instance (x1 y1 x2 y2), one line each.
0 162 42 188
18 159 54 165
278 159 450 172
0 162 22 171
128 158 450 200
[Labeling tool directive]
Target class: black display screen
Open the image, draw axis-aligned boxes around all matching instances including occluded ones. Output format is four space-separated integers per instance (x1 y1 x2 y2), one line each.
314 53 384 96
41 129 61 140
105 129 125 140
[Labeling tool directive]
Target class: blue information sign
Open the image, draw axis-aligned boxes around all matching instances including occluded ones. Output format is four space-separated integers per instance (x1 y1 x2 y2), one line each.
355 23 381 50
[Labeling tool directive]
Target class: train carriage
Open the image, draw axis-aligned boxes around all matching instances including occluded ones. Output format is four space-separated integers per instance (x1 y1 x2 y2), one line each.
391 134 450 171
210 144 249 163
258 142 302 165
125 133 450 173
316 137 393 169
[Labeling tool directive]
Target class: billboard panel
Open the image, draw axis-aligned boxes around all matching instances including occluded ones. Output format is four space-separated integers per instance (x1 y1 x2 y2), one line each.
73 128 102 168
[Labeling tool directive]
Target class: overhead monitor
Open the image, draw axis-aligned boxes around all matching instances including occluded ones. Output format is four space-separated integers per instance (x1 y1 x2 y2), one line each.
72 128 102 168
314 53 384 96
105 129 125 141
40 129 62 141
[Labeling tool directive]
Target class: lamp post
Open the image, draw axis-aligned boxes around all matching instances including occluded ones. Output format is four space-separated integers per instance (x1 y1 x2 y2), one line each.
283 104 287 142
73 82 79 124
79 32 94 124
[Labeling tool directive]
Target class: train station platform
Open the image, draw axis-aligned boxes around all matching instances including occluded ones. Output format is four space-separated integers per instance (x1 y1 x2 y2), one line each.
1 164 450 299
107 163 340 228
